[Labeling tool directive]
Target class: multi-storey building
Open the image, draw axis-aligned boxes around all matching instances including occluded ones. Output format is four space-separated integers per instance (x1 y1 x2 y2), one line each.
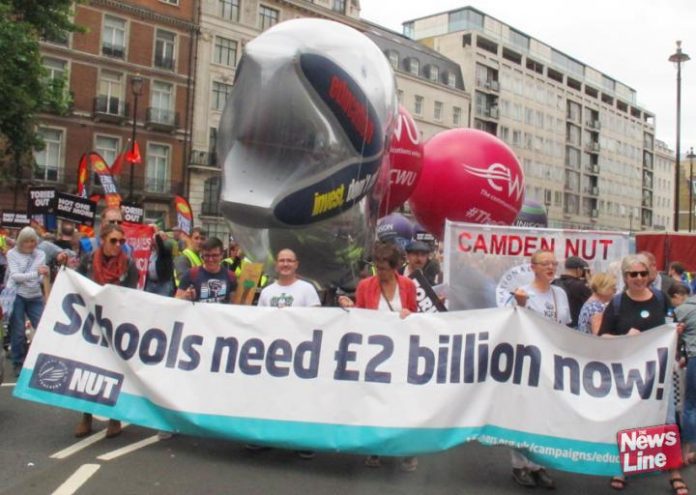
402 7 662 231
189 0 467 240
674 146 696 232
654 140 675 231
5 0 197 224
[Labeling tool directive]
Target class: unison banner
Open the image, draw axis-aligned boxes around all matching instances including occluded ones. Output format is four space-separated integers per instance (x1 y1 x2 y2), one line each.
15 270 675 476
443 221 630 310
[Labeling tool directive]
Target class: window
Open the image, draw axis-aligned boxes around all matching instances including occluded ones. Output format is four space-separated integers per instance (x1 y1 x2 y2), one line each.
428 65 439 83
414 95 423 115
434 101 443 121
160 0 179 4
212 81 233 111
155 30 176 70
43 58 67 80
146 143 170 193
259 6 279 30
202 177 222 216
408 58 420 76
219 0 240 21
447 72 457 87
34 128 63 182
453 106 462 126
97 70 124 115
102 15 126 58
150 81 174 125
95 135 120 184
214 37 237 67
332 0 346 13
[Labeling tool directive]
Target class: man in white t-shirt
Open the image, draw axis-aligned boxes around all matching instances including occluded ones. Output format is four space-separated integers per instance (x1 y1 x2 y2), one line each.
253 249 320 458
509 249 570 489
258 249 320 308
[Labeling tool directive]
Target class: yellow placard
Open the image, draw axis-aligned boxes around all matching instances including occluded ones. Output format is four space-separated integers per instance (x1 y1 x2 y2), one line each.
233 262 264 305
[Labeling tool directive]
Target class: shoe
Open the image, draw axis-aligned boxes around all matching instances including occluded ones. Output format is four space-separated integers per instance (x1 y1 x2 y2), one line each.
105 419 122 438
400 456 418 472
157 431 174 440
364 455 382 468
512 467 536 488
532 468 555 490
74 413 93 438
610 476 626 491
297 450 316 460
12 364 21 378
670 476 689 495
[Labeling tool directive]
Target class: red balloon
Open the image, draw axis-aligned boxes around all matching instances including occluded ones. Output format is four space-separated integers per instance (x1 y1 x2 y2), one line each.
379 106 423 215
409 129 525 239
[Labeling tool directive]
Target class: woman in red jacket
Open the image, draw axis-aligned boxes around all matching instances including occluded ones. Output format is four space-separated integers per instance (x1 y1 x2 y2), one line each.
338 241 417 471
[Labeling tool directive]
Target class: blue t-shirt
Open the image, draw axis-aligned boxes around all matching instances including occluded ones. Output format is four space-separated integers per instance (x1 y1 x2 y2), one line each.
179 266 237 303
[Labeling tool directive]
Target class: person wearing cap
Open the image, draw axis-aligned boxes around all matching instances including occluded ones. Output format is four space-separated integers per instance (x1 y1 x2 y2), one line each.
552 256 592 329
399 240 440 286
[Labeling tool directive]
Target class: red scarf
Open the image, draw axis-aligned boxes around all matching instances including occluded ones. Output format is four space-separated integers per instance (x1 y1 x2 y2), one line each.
92 247 128 285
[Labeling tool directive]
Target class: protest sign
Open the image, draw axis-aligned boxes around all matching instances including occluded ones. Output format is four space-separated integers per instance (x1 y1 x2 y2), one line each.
55 192 96 227
27 187 57 215
1 211 31 229
443 221 630 310
121 201 144 224
121 222 155 290
232 262 264 305
15 270 676 476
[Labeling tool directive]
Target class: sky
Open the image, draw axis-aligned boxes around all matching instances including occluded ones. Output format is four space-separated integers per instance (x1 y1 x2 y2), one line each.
359 0 696 156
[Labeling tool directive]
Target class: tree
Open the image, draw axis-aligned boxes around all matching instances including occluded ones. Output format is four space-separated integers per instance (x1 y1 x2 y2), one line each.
0 0 82 188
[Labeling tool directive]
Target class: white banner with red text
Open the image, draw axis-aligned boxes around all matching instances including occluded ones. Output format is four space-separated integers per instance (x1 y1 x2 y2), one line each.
443 221 631 310
14 269 674 476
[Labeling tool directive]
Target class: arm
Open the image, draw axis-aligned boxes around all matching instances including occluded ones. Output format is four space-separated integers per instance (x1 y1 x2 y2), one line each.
8 250 47 285
123 260 139 289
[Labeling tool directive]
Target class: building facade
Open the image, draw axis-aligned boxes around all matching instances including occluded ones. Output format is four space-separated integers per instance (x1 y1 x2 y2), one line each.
7 0 197 224
189 0 468 240
403 7 662 231
654 139 675 231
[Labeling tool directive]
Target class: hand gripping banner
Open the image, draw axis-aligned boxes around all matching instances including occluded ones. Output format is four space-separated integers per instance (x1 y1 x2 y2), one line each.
15 270 676 476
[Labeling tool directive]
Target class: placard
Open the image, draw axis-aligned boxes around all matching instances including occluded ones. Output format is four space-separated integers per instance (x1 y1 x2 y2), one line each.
1 211 31 228
27 187 57 215
55 192 96 227
121 201 144 224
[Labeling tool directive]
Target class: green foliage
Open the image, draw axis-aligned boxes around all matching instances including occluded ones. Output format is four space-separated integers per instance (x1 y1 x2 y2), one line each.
0 0 82 185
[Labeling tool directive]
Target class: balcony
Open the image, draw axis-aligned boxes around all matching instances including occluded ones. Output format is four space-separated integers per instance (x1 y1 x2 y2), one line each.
144 178 184 196
145 107 179 132
585 141 600 153
586 120 601 130
93 96 128 124
201 200 222 217
477 106 498 120
154 53 176 71
189 150 220 170
102 42 125 59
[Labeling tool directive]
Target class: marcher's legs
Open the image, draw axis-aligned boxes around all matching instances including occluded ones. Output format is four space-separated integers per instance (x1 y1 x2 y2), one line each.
8 296 28 369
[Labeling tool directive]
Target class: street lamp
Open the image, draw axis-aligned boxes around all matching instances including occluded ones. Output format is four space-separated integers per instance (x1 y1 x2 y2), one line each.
544 189 551 217
128 74 144 200
669 41 690 231
689 147 696 232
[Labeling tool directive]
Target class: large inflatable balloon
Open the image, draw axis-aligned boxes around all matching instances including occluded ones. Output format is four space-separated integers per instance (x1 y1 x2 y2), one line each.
379 106 423 216
409 129 525 239
376 213 414 250
514 198 548 228
217 19 397 289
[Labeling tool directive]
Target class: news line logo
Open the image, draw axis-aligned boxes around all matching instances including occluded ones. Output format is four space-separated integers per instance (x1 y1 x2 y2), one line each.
617 424 683 474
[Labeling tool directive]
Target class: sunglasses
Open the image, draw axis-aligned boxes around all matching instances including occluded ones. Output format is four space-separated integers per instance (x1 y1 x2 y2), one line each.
626 270 649 278
108 220 123 225
108 238 126 245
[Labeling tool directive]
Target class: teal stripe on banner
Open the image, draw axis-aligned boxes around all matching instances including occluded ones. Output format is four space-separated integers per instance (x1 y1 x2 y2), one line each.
14 368 622 476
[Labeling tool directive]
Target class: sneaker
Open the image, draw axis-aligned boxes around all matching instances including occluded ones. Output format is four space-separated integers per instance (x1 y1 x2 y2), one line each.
512 467 536 488
531 468 555 490
157 431 174 440
364 455 382 468
400 456 418 472
297 450 316 460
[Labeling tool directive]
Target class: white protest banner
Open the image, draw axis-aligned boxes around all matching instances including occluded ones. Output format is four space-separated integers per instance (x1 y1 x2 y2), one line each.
443 221 630 310
15 270 675 476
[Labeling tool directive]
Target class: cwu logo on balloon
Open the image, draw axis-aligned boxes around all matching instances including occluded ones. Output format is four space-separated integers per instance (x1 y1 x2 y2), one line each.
29 353 124 406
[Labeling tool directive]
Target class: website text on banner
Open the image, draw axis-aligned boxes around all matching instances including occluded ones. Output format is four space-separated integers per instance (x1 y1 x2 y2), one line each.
443 221 630 311
14 270 674 476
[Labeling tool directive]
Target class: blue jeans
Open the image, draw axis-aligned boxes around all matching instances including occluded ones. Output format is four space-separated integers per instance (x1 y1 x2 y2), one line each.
9 295 44 367
683 358 696 444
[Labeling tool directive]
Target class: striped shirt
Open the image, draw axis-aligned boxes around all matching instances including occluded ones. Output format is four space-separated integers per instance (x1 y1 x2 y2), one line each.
7 248 46 298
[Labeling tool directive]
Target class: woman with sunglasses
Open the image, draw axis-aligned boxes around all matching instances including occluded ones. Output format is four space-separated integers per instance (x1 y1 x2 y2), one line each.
599 254 686 494
338 241 418 472
74 223 137 439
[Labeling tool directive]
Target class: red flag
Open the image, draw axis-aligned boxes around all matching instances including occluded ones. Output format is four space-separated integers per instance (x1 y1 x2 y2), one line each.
109 150 128 175
76 154 89 198
126 141 142 165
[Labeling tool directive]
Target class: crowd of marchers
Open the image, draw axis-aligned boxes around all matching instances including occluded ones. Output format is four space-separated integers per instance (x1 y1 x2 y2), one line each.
1 212 695 493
